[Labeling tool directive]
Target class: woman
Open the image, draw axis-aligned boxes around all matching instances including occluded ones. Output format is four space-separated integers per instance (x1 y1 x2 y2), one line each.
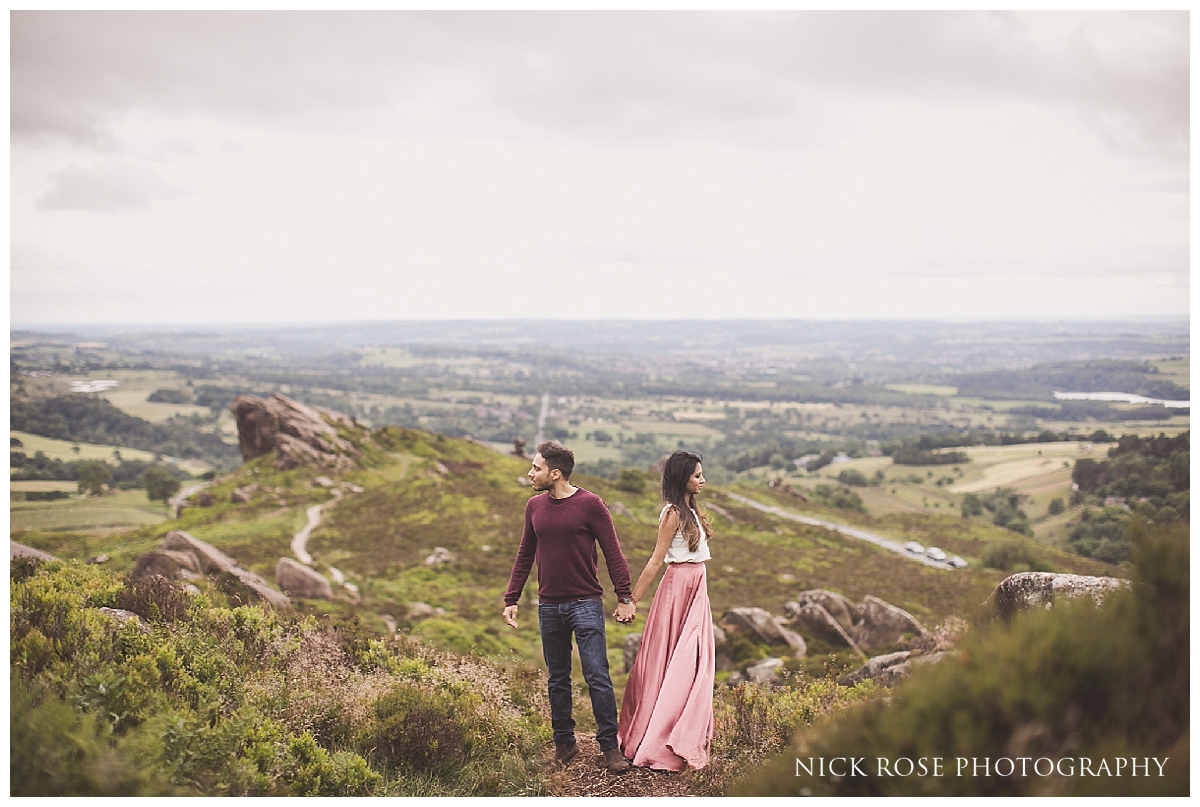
616 450 715 771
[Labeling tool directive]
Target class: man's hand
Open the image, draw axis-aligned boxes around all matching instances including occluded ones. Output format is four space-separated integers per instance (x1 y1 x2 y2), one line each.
503 604 519 629
614 601 636 624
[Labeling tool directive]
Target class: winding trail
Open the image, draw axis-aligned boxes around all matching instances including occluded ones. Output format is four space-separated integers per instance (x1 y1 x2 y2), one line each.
291 501 331 565
723 491 959 570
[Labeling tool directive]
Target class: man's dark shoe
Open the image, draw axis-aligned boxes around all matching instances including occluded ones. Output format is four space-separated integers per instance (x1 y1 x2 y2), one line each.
603 747 632 773
555 742 580 769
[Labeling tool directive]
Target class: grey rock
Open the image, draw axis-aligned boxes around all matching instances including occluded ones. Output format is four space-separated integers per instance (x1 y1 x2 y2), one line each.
424 546 455 566
162 530 239 575
97 607 150 633
986 572 1131 621
721 607 789 645
314 476 335 488
406 602 445 619
230 487 253 504
778 627 808 656
839 651 912 686
275 557 334 600
795 589 860 631
154 530 290 609
839 650 948 687
88 553 110 564
10 541 57 562
230 392 366 473
624 632 643 672
197 491 214 507
792 603 863 655
712 623 727 649
132 549 202 581
745 657 785 685
850 596 927 648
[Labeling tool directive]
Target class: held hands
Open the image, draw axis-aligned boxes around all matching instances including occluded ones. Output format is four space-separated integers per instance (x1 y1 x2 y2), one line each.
503 604 519 629
614 600 637 624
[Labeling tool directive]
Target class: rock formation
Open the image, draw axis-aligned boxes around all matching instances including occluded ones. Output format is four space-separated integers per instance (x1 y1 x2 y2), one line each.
275 557 334 600
720 607 807 654
424 547 455 566
624 633 643 673
10 541 57 562
986 572 1130 621
132 530 290 609
783 589 926 651
839 650 947 687
230 392 368 473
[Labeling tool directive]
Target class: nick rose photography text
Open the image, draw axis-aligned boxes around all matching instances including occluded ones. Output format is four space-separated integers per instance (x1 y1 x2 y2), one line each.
796 757 1170 778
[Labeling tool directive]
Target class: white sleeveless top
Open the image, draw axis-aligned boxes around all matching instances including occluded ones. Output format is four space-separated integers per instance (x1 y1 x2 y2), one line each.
661 504 711 564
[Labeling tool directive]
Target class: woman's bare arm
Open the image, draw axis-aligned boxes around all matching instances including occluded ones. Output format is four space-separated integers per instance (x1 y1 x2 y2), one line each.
631 508 680 605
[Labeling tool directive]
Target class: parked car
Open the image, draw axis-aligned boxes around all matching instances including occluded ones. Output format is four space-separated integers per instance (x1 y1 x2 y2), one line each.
925 546 947 562
904 541 924 555
947 555 968 569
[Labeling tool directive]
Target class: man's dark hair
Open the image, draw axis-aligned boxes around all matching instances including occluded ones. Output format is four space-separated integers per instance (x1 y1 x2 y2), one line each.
538 441 575 480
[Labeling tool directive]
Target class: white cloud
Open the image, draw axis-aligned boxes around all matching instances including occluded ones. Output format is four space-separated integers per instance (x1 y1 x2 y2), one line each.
36 163 188 213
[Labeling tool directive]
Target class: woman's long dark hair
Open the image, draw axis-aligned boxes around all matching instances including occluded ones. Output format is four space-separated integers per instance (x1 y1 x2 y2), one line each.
661 450 713 552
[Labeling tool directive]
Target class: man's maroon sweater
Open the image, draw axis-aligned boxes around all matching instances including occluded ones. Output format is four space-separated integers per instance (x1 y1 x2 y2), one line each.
504 488 632 606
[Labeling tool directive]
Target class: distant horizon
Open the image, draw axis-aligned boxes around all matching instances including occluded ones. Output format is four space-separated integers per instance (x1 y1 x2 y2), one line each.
10 314 1192 332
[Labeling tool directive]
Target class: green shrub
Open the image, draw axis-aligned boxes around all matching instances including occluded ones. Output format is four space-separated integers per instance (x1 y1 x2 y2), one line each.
836 469 870 487
615 467 647 493
734 518 1188 796
981 540 1053 573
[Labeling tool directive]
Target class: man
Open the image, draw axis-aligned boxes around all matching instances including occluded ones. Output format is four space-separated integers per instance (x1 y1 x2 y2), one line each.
503 441 636 774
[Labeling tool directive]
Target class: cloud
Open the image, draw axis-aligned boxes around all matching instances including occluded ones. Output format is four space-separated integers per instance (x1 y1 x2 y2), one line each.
11 11 1188 159
37 163 187 213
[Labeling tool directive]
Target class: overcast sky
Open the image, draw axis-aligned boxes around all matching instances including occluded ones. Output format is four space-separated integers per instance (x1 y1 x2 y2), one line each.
10 11 1190 325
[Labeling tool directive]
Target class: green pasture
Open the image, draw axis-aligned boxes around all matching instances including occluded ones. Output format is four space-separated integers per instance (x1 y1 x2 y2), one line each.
10 480 78 493
885 383 958 396
9 488 171 533
10 431 158 464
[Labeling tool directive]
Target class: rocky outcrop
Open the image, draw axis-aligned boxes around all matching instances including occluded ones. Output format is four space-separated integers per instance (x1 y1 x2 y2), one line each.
791 603 865 657
11 541 57 562
783 589 926 651
852 595 927 648
986 572 1131 621
275 558 334 600
133 530 290 609
720 607 807 654
230 392 368 473
132 549 202 581
840 650 947 687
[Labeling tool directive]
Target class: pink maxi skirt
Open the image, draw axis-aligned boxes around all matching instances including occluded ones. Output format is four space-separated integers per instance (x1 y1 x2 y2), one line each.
618 561 715 771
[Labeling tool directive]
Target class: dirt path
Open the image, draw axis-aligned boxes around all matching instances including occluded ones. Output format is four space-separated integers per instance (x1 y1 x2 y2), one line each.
541 735 699 797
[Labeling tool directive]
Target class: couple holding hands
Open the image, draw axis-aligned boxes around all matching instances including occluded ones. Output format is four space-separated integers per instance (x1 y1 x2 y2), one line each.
503 443 715 774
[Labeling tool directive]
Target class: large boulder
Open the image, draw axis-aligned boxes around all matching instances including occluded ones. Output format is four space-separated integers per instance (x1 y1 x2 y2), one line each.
275 558 334 600
11 541 57 562
162 530 239 575
850 595 927 648
986 572 1130 621
793 589 861 632
721 607 789 644
131 549 202 581
137 530 290 609
230 392 367 473
791 603 864 656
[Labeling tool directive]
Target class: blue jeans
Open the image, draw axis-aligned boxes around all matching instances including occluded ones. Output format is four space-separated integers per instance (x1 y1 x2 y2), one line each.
538 598 619 751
